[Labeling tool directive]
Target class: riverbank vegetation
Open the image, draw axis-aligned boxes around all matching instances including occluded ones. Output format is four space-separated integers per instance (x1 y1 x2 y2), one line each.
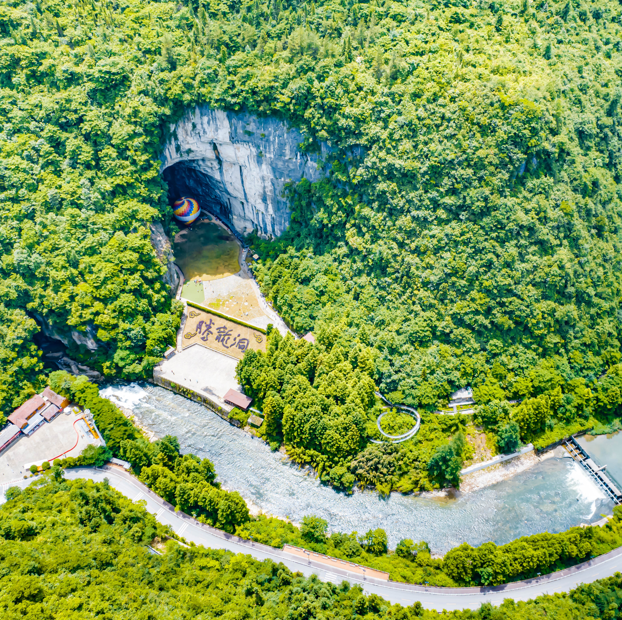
238 328 479 492
43 372 622 589
48 371 251 532
237 506 622 588
238 329 622 493
3 475 622 619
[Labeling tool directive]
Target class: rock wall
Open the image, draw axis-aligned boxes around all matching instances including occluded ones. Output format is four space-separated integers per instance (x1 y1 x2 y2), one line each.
149 221 180 296
34 313 100 352
161 107 327 238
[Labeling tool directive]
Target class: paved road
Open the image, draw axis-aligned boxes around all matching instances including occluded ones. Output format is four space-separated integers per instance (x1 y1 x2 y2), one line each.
5 467 622 611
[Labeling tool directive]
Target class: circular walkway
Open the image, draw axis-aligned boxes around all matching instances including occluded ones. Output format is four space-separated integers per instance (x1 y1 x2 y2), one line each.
371 392 421 444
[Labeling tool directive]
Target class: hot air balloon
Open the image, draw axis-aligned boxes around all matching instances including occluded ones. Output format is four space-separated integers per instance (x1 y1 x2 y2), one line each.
172 197 201 224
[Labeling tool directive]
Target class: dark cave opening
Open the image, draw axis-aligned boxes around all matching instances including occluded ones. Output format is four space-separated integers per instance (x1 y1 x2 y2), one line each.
162 161 245 238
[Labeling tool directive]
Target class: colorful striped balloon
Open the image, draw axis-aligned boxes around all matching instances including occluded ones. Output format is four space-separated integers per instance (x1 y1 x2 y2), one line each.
172 197 200 224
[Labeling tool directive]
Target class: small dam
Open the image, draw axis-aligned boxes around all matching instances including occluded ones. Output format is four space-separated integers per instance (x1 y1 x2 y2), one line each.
564 436 622 504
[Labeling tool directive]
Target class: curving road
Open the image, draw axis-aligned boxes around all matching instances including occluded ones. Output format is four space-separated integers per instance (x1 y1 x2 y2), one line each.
4 466 622 611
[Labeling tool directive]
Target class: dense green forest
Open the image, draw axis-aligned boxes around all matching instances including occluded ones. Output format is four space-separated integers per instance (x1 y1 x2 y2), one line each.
238 328 622 492
2 474 622 619
0 0 620 429
247 0 622 418
3 0 622 613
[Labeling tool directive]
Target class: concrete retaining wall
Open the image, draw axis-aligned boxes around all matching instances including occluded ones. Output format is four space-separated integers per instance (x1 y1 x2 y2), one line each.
150 375 239 426
460 444 534 476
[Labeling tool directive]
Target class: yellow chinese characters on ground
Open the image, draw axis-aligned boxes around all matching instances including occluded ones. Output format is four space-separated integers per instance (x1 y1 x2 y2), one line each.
182 307 266 360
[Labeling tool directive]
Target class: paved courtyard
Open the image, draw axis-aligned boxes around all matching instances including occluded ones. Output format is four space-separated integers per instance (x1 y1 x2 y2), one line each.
0 411 101 484
154 345 241 410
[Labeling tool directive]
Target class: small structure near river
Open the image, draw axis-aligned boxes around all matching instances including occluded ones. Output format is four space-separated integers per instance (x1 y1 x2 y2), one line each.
564 436 622 504
224 389 252 411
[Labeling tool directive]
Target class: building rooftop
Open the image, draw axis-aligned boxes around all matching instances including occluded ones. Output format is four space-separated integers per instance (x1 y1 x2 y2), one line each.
448 387 474 404
224 389 252 411
42 387 67 408
22 413 44 435
302 332 316 344
9 395 46 429
110 457 132 470
41 404 60 422
248 414 263 428
0 424 20 446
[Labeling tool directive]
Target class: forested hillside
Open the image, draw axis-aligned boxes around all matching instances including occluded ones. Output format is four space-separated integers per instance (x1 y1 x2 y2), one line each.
249 0 622 412
1 475 622 619
2 0 622 441
2 0 622 421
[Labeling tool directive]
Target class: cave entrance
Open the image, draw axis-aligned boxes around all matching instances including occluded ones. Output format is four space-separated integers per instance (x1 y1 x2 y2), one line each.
162 160 268 239
161 161 271 321
163 161 227 227
162 161 245 297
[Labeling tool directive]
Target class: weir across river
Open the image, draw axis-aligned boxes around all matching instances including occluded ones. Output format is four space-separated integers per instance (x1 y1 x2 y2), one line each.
564 436 622 504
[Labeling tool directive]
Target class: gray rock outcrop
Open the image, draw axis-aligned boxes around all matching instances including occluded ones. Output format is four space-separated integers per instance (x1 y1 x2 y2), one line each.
54 354 104 383
149 221 180 295
161 107 327 238
34 313 100 352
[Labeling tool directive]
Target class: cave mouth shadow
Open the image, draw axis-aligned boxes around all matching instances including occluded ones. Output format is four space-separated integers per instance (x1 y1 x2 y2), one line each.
162 160 272 239
163 161 230 227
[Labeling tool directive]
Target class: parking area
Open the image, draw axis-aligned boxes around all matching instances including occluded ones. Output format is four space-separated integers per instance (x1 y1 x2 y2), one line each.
0 411 102 484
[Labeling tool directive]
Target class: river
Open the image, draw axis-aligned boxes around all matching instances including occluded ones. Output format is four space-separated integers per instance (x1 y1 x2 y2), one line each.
103 383 614 554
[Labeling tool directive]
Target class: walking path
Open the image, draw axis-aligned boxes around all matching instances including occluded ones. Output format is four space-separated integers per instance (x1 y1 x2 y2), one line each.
460 445 535 476
371 392 421 444
239 249 291 335
176 214 290 337
5 466 620 612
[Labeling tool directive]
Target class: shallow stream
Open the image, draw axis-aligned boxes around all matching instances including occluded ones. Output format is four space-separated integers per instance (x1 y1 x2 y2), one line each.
103 383 615 554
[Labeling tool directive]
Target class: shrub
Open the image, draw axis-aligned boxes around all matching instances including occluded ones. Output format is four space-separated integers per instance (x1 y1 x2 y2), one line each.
41 461 50 471
301 515 328 544
5 487 22 501
396 539 429 561
359 529 388 555
228 408 250 428
474 401 512 430
79 445 113 467
328 465 356 492
427 433 465 488
497 422 521 454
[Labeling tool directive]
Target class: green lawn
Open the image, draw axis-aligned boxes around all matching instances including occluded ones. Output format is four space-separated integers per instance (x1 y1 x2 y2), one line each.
181 281 205 304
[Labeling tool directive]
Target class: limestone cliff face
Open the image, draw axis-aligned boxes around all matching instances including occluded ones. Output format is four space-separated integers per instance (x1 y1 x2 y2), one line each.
34 313 100 352
149 221 180 296
161 107 327 238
